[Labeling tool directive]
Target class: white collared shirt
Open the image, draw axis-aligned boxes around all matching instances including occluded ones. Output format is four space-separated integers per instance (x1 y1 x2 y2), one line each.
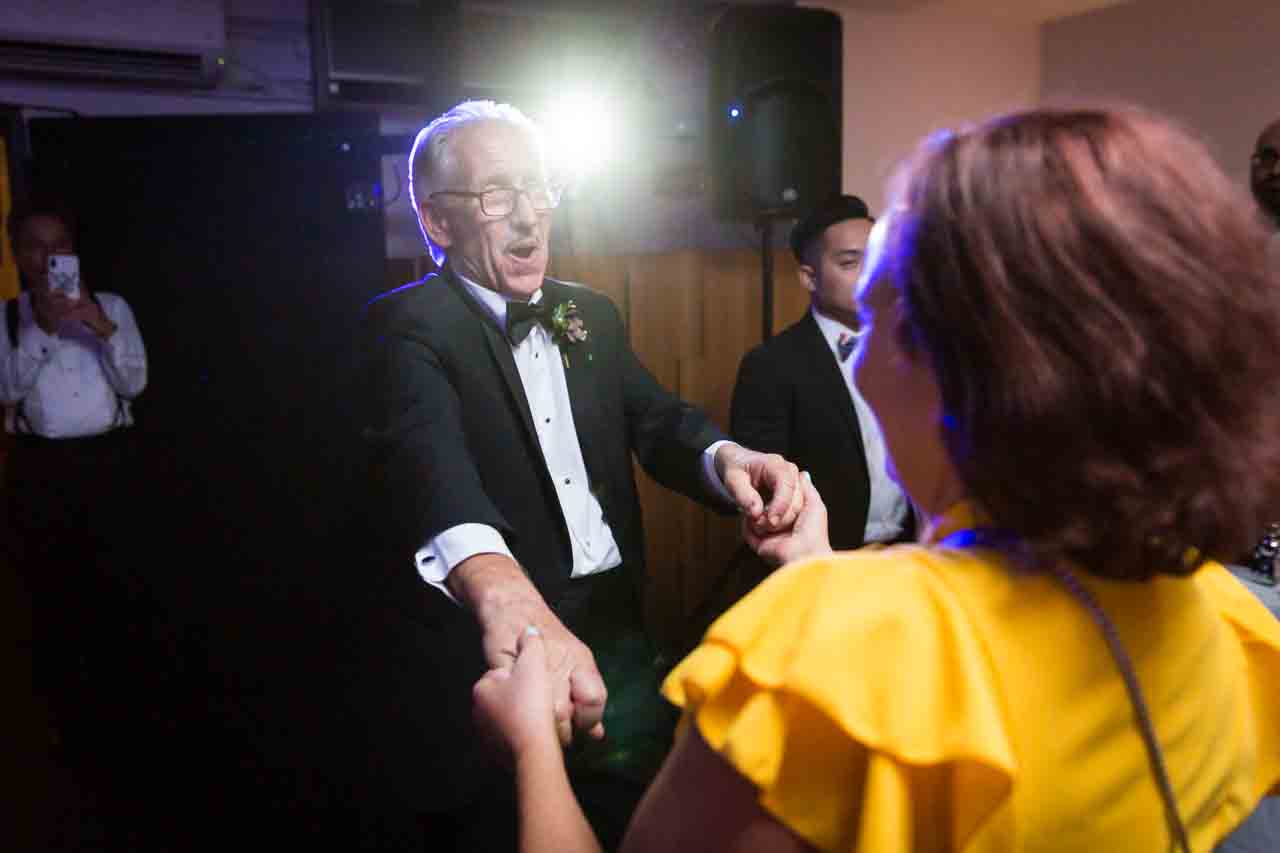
810 307 910 544
0 291 147 437
415 275 732 596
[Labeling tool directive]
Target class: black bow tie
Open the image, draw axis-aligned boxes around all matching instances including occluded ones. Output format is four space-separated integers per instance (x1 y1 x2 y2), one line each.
506 300 549 345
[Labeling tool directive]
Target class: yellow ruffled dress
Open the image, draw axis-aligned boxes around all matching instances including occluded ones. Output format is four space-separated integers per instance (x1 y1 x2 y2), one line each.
662 504 1280 851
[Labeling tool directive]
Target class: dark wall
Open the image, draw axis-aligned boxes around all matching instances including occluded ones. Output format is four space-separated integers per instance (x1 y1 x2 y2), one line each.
32 111 384 556
29 112 392 844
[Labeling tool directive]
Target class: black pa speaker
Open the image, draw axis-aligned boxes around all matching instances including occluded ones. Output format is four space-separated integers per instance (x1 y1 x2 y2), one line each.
708 7 842 222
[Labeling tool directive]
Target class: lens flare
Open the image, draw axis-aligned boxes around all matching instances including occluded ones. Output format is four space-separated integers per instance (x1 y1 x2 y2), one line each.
540 92 620 178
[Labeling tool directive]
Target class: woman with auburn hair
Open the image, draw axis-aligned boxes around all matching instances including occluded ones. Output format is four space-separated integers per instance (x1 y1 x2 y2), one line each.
471 107 1280 852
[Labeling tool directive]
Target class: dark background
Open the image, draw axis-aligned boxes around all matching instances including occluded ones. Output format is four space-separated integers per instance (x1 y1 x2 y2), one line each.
28 112 397 846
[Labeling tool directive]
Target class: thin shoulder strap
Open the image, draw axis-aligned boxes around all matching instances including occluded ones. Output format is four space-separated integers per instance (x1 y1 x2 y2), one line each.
943 529 1192 852
7 297 31 433
1045 563 1192 853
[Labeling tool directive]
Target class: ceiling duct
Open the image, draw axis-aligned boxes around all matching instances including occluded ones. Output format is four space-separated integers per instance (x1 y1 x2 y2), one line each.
0 0 225 89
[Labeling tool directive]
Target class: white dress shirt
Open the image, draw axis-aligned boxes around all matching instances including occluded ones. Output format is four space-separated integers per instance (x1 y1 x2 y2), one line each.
810 308 910 544
415 275 733 597
0 291 147 438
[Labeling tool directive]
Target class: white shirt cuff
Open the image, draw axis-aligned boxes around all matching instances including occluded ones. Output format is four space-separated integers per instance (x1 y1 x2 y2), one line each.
414 523 514 603
701 440 737 506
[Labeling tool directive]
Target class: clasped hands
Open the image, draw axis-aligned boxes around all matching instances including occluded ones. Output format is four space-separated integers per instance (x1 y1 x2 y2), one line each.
472 445 806 756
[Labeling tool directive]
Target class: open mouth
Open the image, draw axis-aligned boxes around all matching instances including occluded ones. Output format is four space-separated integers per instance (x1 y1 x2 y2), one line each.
509 243 538 261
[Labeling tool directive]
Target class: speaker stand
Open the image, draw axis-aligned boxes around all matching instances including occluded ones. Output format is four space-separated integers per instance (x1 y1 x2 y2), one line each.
756 214 784 341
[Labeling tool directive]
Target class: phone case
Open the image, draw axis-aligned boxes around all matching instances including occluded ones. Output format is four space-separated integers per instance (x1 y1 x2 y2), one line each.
48 254 81 299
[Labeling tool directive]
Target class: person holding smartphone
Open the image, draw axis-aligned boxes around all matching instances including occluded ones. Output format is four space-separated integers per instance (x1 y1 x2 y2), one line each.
1 199 149 785
3 204 140 403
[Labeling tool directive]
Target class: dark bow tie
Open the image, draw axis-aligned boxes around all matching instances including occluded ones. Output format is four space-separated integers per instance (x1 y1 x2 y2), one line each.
837 332 857 362
506 300 549 345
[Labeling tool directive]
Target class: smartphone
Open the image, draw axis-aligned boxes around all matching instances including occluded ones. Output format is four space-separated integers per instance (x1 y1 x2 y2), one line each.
48 253 81 300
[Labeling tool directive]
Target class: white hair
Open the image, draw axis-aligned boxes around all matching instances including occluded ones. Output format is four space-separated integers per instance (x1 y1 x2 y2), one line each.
408 100 545 267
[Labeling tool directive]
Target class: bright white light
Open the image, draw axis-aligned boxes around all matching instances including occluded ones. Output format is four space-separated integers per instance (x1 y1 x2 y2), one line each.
541 92 621 179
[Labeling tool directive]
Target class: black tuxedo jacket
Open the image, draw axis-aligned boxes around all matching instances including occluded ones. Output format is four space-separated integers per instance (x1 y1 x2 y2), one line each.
350 267 731 814
360 266 727 614
730 311 873 551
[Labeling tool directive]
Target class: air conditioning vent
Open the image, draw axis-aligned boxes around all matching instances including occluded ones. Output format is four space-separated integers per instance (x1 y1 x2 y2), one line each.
0 39 218 88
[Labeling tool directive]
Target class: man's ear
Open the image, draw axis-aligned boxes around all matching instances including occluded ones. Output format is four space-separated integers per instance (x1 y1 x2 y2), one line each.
796 263 818 295
419 199 454 249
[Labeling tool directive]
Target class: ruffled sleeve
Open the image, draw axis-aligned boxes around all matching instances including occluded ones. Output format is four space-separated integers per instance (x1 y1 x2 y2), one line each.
1194 564 1280 801
662 549 1016 852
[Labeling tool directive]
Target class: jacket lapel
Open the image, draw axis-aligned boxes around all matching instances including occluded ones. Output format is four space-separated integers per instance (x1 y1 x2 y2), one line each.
443 269 544 461
800 312 865 451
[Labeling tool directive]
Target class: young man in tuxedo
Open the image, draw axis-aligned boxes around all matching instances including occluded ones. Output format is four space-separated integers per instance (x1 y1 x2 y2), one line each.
730 194 912 556
355 100 802 851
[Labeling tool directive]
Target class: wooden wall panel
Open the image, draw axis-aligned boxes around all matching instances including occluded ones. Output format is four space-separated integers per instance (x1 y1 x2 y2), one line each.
772 262 812 340
549 254 628 325
620 252 694 644
702 251 765 430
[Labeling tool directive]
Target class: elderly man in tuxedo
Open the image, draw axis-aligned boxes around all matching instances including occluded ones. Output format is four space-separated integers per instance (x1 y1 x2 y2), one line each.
358 100 801 851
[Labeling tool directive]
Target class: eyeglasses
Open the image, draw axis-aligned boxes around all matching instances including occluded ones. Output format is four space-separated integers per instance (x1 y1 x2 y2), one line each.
429 183 563 217
1252 146 1279 171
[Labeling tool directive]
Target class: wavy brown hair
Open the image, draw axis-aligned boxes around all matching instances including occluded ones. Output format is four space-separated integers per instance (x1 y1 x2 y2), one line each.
883 107 1280 579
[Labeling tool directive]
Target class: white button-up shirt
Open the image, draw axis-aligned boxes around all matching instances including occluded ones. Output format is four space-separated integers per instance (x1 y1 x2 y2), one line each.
0 291 147 438
810 308 910 544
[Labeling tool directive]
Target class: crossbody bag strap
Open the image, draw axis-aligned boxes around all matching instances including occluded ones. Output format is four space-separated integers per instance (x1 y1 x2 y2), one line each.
943 530 1191 852
1045 562 1191 853
6 298 33 434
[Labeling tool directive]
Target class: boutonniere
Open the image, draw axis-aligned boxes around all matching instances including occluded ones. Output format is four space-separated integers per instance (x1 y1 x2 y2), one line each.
550 300 591 367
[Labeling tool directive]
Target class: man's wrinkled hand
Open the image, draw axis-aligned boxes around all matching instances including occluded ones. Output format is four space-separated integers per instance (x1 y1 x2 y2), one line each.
715 443 804 535
743 473 832 567
452 554 609 748
480 601 607 747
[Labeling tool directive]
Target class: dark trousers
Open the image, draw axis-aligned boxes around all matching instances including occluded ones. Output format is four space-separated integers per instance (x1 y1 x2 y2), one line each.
4 429 174 754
